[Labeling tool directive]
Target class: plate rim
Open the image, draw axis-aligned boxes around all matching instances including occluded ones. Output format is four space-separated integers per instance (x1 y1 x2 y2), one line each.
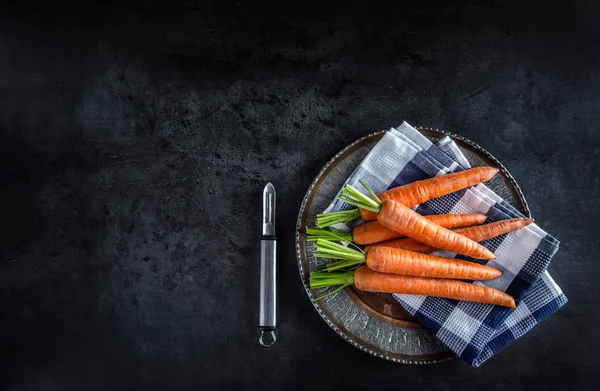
295 126 530 364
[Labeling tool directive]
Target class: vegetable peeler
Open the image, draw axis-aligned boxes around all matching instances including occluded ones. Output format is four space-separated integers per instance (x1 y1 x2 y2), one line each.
259 182 277 346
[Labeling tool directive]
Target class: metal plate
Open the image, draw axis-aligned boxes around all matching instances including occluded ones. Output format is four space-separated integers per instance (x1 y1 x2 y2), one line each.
295 127 531 364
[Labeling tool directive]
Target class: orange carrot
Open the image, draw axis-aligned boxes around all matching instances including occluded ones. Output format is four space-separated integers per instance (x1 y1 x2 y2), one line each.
355 266 515 307
366 218 534 253
359 167 499 221
316 167 499 228
314 239 501 280
453 218 533 242
308 213 487 245
366 247 500 280
338 184 496 259
421 213 488 230
368 238 435 253
310 266 516 308
351 213 486 245
377 200 495 259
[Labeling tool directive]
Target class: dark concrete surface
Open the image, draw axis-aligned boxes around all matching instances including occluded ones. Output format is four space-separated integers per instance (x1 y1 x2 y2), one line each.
1 0 599 389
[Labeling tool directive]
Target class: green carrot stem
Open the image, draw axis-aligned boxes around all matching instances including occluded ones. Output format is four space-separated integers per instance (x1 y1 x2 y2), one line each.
310 271 337 279
307 229 364 253
317 259 352 269
326 259 365 271
359 180 382 203
310 271 354 288
313 284 351 301
314 238 364 254
338 184 381 213
315 208 361 228
315 238 360 253
314 251 356 259
306 227 353 243
313 239 365 263
310 270 355 300
314 181 382 228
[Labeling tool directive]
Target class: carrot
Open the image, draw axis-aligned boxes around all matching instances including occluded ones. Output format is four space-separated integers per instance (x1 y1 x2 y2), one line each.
316 166 499 227
453 218 533 242
352 213 486 245
367 247 500 279
310 266 516 308
337 182 496 259
313 239 501 280
366 218 534 253
360 167 499 221
308 213 487 245
366 238 434 253
419 213 488 230
378 200 495 259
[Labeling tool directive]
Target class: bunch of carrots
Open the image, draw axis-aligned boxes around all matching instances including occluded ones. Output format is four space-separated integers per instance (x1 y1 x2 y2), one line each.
308 167 534 309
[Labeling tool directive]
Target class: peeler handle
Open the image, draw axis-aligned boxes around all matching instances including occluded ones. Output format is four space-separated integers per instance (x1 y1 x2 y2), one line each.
259 238 276 346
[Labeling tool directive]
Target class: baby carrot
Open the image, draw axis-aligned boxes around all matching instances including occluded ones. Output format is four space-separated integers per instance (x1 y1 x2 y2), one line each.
337 182 496 259
365 218 534 253
313 239 501 280
316 167 499 227
310 266 516 308
308 213 487 245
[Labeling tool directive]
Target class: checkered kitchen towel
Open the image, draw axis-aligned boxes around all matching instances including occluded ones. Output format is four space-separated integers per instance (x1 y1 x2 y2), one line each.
323 122 567 366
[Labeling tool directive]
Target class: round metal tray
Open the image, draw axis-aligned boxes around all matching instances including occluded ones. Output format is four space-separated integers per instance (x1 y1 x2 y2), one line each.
295 127 530 364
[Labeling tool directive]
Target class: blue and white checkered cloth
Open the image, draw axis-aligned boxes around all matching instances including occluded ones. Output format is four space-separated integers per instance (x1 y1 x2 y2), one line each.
324 122 567 366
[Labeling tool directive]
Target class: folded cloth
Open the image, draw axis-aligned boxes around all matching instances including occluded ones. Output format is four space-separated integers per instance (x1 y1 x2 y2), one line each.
323 121 567 366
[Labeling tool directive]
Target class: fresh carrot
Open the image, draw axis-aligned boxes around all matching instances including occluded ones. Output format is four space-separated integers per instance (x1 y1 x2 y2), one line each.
313 239 501 280
307 213 487 245
351 213 486 245
316 167 499 227
367 247 500 279
367 238 435 254
378 200 496 259
359 167 499 221
310 265 516 308
452 217 534 242
337 182 496 259
416 213 488 230
365 218 534 253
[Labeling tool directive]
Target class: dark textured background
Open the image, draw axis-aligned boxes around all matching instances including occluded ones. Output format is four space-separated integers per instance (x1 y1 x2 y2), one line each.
1 0 599 389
